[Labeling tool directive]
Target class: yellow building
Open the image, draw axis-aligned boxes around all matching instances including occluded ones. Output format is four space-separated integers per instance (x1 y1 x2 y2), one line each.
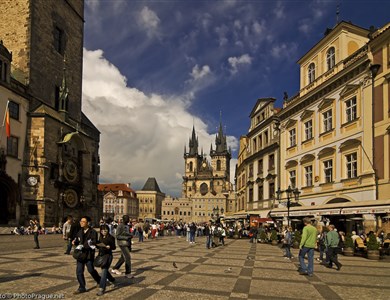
161 195 192 222
137 177 165 220
271 21 389 232
235 98 280 222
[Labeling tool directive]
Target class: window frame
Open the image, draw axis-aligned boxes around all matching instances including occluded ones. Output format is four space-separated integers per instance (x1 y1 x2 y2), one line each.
323 109 333 132
304 120 313 141
8 101 19 120
324 159 333 183
346 152 358 179
7 135 18 158
289 170 296 188
308 63 315 84
305 165 313 187
326 47 336 70
289 128 296 147
345 97 357 123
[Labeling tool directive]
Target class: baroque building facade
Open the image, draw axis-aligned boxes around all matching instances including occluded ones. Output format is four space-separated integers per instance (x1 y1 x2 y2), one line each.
235 98 280 222
99 183 139 222
271 21 390 231
0 0 101 226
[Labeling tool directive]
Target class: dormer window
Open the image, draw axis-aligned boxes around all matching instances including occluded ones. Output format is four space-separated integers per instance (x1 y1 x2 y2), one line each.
308 63 315 84
326 47 336 70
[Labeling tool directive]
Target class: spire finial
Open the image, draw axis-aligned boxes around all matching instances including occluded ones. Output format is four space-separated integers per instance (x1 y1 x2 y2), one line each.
336 1 340 25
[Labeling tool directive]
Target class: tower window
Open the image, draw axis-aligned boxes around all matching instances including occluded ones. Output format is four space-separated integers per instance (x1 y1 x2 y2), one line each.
217 160 221 171
54 26 64 54
8 101 19 120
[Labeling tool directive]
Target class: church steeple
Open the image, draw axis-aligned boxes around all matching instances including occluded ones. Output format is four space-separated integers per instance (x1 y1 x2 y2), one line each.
215 121 228 154
188 125 199 156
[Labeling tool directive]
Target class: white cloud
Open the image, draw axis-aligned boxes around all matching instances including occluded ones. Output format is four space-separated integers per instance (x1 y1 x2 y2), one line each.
227 54 252 74
273 1 285 19
138 6 161 37
252 21 265 35
190 64 211 80
82 49 238 196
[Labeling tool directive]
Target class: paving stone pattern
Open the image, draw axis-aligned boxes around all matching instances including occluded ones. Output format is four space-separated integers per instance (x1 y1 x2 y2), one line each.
0 235 389 299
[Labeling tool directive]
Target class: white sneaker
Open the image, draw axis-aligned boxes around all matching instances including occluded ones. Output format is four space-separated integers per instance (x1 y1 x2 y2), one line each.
125 274 134 279
111 269 122 275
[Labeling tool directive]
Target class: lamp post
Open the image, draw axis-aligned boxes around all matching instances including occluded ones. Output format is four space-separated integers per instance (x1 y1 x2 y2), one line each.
275 185 300 227
369 63 381 200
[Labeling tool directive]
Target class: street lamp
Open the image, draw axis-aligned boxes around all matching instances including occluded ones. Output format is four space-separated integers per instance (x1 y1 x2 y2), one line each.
275 185 300 227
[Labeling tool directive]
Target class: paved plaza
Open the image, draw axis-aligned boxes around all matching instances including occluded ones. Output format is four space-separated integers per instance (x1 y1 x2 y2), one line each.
0 234 389 299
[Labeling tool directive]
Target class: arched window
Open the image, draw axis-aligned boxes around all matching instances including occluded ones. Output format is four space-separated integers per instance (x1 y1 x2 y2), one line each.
308 63 315 84
217 160 221 171
189 161 193 172
326 47 335 70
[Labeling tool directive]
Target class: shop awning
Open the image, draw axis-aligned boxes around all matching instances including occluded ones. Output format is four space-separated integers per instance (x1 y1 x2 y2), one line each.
246 210 271 218
269 199 390 218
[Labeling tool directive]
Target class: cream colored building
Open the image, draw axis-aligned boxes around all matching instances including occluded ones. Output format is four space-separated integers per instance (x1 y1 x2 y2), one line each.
0 41 29 225
271 21 389 232
162 195 192 222
137 177 165 220
99 183 139 221
235 98 280 221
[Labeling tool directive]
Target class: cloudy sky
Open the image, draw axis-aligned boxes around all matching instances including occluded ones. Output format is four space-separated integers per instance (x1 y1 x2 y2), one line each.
81 0 390 197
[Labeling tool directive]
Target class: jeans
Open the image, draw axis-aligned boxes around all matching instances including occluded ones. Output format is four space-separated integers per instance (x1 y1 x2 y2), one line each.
319 244 325 260
113 245 131 274
189 232 195 243
206 236 213 248
284 245 292 258
99 255 115 290
220 236 225 246
65 239 72 254
138 231 144 242
76 259 101 291
33 232 40 248
299 247 314 275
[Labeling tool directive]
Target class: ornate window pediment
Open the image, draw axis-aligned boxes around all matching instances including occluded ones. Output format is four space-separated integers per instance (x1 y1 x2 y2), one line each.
340 84 359 98
285 160 298 169
318 98 335 111
300 154 315 164
300 110 314 121
317 147 336 158
284 119 297 129
339 138 361 151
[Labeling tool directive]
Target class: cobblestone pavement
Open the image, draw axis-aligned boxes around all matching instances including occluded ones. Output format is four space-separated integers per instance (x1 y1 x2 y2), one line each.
0 234 389 299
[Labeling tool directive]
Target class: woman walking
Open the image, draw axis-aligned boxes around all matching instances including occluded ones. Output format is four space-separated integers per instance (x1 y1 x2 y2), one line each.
96 225 116 296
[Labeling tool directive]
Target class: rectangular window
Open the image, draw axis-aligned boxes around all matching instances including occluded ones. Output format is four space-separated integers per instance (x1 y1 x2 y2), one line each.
259 135 263 148
346 97 357 122
323 109 332 132
8 101 20 120
269 182 275 199
346 153 357 178
289 128 296 147
253 139 257 152
7 136 18 157
304 120 313 140
258 159 263 175
249 164 253 177
249 188 253 202
324 160 333 183
258 185 264 201
289 170 296 188
305 165 313 186
264 130 268 145
269 154 275 170
54 26 64 54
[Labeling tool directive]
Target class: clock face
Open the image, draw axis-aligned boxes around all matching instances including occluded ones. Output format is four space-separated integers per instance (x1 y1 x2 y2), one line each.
27 176 38 186
64 189 78 208
63 160 78 183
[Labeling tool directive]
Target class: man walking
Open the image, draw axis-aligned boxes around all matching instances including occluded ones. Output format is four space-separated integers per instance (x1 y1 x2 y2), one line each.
298 217 317 277
111 215 134 278
63 215 73 255
325 225 342 271
30 219 40 249
73 216 101 294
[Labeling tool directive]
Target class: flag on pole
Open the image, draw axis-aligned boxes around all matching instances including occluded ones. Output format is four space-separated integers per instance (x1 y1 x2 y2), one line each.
5 107 10 138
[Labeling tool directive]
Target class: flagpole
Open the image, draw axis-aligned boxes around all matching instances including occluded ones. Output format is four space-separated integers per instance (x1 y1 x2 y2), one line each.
0 100 10 145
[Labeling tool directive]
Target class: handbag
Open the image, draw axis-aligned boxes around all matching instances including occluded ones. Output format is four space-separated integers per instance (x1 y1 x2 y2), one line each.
72 248 87 262
94 254 110 268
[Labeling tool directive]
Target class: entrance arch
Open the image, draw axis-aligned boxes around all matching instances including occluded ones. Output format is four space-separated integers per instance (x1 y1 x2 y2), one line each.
0 173 19 225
